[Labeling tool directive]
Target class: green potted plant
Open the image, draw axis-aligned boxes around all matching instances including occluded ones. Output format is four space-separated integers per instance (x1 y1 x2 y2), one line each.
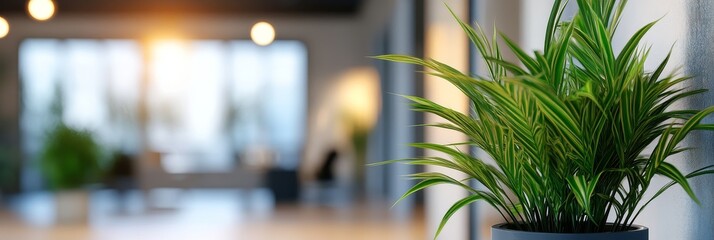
375 0 714 239
40 123 102 224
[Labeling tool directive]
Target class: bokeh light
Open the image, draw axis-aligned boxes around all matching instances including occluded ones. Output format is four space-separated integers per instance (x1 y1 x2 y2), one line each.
250 22 275 46
0 17 9 38
28 0 56 21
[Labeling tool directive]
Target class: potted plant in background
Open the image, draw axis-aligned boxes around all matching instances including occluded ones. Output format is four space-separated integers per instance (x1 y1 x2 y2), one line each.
41 123 102 224
375 0 714 239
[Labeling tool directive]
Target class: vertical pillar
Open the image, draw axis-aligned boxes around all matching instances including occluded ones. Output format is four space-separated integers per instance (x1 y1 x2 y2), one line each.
423 0 469 239
382 0 418 218
687 1 714 240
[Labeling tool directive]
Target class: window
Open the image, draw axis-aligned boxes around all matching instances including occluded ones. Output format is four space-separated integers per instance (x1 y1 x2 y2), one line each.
20 38 307 180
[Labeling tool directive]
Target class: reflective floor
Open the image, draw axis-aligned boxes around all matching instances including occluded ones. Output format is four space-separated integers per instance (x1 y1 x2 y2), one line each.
0 189 425 240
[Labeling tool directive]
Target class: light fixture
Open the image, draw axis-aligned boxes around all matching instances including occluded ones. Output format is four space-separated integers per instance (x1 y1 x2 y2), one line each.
28 0 56 21
250 21 275 46
337 67 381 132
0 17 9 38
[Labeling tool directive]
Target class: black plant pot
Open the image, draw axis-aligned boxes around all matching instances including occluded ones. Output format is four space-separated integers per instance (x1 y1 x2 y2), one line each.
492 223 648 240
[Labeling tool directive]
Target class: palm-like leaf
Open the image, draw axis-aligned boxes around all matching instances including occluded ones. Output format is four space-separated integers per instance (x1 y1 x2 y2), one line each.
374 0 714 235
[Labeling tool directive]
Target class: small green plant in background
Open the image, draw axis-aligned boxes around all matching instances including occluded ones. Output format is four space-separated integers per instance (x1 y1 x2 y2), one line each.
376 0 714 236
40 124 102 190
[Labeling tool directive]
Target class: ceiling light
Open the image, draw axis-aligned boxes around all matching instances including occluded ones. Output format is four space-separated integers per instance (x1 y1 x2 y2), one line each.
28 0 56 21
251 22 275 46
0 17 8 38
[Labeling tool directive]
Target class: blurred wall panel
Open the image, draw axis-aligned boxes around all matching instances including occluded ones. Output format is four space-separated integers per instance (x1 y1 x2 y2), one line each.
686 0 714 237
423 0 469 239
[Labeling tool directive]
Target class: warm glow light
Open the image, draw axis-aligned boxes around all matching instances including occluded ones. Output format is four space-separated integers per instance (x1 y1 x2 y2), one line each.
337 67 381 132
28 0 55 21
0 17 8 38
149 40 190 98
250 22 275 46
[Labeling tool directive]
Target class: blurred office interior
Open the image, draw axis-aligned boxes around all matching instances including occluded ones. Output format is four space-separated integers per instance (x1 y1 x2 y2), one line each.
0 0 713 240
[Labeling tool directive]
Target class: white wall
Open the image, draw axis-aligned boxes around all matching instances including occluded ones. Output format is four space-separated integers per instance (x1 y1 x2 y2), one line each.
520 0 551 52
612 1 694 240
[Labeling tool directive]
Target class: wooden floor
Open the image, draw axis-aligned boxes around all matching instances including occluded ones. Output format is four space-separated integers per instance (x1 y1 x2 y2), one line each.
0 190 426 240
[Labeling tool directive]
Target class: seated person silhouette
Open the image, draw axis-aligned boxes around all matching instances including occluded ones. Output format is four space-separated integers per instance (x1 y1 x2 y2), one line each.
316 149 338 182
